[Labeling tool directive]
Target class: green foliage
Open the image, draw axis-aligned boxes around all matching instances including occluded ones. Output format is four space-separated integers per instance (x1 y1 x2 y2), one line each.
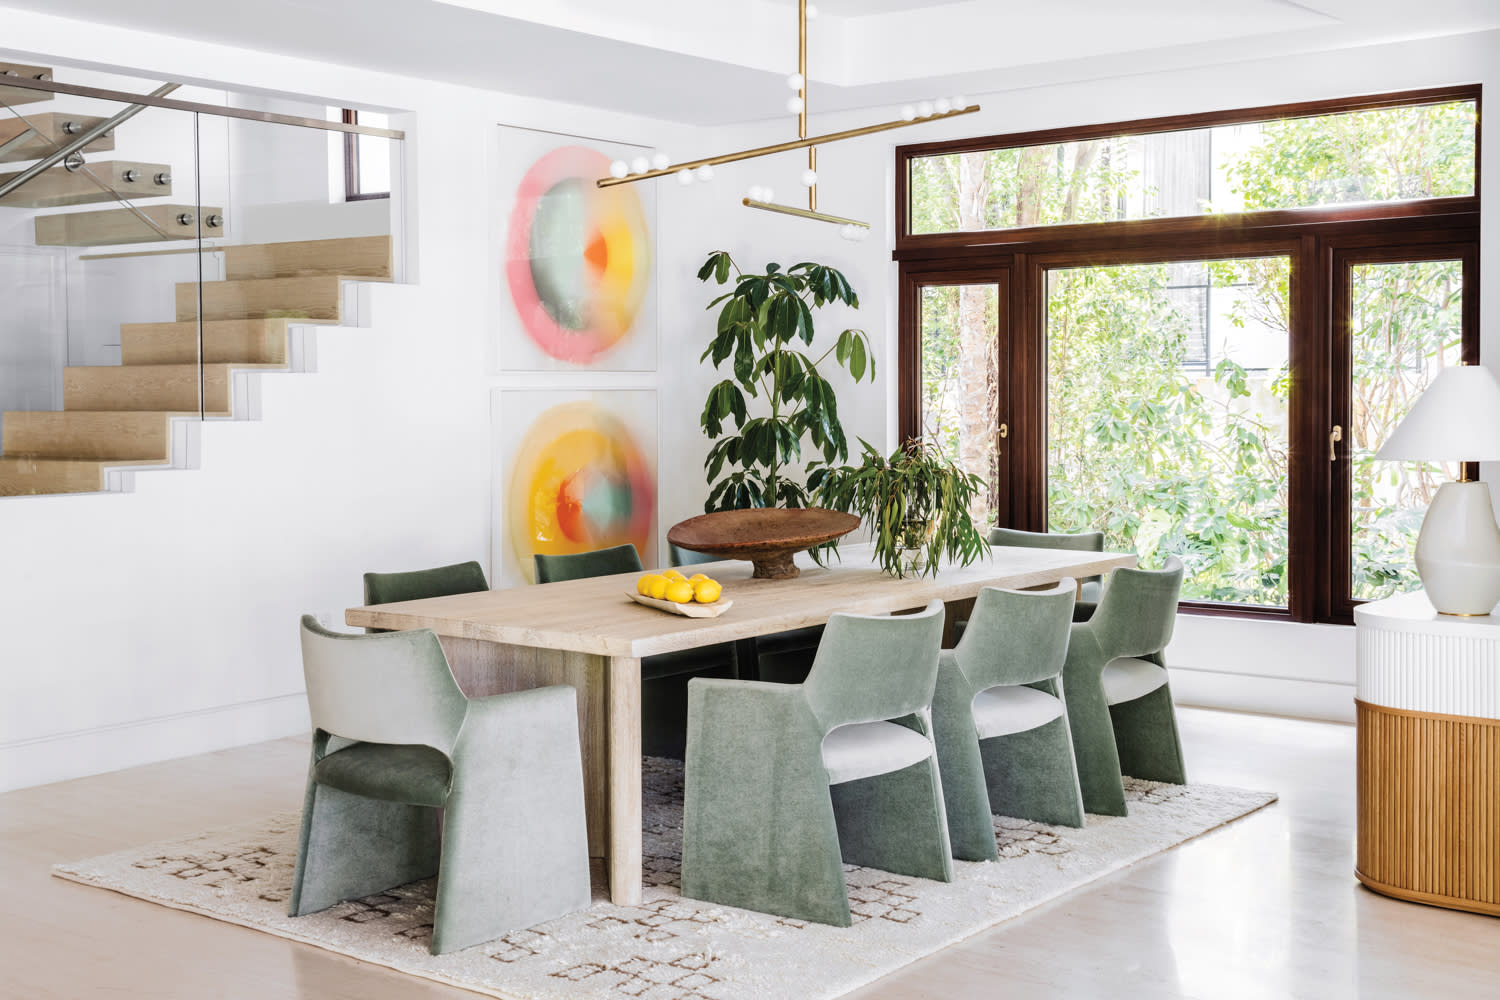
697 251 876 512
811 439 989 578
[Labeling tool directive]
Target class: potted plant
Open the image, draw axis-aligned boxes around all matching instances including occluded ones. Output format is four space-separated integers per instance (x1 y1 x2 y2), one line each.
696 250 876 510
810 439 989 578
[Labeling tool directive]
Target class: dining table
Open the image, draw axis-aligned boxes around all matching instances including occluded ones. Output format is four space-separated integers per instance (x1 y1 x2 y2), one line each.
345 541 1136 905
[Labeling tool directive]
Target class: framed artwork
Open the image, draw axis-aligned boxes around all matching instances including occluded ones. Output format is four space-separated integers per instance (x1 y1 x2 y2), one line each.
495 126 657 372
493 388 659 587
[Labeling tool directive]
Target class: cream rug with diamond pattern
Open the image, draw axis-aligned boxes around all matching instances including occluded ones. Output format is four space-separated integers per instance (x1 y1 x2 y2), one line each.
54 758 1274 1000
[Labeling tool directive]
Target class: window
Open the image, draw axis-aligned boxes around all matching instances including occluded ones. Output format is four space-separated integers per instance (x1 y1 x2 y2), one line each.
896 87 1480 624
342 109 391 201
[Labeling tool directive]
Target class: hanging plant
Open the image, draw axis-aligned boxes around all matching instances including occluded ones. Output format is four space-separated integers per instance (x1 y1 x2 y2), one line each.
697 250 876 510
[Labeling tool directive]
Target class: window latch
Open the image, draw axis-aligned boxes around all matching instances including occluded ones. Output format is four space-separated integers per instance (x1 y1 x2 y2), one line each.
998 422 1009 439
1330 424 1343 462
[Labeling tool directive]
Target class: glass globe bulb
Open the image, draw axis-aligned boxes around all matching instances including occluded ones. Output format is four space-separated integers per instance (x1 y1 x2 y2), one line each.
935 98 952 114
801 168 818 187
676 168 694 186
850 225 870 242
695 165 715 182
786 72 805 91
900 104 916 122
952 94 968 110
747 185 765 202
917 101 934 118
651 152 671 171
629 156 650 175
609 160 629 179
786 96 804 114
763 186 775 203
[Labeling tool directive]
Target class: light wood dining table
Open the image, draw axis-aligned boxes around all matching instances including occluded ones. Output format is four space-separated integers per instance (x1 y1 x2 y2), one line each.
346 542 1135 905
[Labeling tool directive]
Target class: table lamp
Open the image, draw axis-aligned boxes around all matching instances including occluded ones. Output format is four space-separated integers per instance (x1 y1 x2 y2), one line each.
1376 363 1500 616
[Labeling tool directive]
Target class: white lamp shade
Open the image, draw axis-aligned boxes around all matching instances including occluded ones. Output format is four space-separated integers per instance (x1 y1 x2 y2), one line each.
1377 365 1500 463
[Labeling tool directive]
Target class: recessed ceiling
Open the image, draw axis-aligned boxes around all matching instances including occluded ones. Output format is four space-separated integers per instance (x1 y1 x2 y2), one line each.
1 0 1497 124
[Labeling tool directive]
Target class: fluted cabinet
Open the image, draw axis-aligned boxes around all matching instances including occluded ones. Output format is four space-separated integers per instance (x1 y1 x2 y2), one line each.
1354 591 1499 917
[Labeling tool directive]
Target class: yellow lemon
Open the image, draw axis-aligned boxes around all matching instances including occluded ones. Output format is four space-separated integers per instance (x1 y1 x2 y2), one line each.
688 573 711 584
636 574 659 596
663 569 687 582
665 580 695 604
693 580 723 604
647 575 671 600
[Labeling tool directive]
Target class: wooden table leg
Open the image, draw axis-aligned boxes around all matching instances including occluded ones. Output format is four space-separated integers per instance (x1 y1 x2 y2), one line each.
608 655 643 905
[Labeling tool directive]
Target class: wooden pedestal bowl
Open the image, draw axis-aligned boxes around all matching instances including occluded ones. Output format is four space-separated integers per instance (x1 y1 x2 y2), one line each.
667 507 861 580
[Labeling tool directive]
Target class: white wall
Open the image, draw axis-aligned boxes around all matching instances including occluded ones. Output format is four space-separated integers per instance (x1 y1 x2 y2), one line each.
655 29 1500 725
0 8 694 792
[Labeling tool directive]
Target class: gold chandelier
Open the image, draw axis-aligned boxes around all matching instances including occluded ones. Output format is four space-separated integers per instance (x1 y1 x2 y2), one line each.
595 0 979 236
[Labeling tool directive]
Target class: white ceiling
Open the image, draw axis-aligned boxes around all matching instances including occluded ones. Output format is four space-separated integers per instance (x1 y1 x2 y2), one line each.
2 0 1497 124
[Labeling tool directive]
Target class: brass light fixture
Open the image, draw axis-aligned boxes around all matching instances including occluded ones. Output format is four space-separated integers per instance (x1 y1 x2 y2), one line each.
595 0 979 235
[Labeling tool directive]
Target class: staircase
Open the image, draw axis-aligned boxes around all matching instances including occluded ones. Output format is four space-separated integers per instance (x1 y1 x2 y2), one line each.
1 63 396 498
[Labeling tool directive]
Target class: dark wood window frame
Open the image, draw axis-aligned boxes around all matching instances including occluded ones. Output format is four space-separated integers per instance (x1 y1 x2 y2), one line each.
342 109 390 202
895 86 1481 625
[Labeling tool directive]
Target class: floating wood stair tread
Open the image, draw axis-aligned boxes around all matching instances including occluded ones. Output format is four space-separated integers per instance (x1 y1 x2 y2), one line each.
64 364 236 415
176 274 345 323
1 411 172 462
225 235 392 280
0 113 114 164
35 204 223 247
0 457 104 496
0 160 173 208
0 63 54 108
121 318 290 365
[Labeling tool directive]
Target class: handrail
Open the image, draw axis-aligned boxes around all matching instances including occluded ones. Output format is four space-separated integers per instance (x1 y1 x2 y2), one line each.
0 83 180 200
0 73 404 139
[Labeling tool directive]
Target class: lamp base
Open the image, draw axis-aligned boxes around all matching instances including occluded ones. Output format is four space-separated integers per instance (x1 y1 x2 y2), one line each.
1415 481 1500 617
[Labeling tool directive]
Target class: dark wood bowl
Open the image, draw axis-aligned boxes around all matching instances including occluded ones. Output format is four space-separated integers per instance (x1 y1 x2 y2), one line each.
667 507 861 580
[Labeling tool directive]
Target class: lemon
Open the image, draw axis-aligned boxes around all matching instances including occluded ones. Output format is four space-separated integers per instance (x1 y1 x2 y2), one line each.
665 580 695 604
647 575 671 600
693 580 723 604
688 573 711 584
663 569 687 582
636 574 659 596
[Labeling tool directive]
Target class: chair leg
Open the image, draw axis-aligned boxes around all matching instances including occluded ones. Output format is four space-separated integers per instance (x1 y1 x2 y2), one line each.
1109 684 1188 785
978 713 1086 828
831 756 955 885
1065 681 1128 817
434 685 592 955
287 781 441 917
930 665 998 861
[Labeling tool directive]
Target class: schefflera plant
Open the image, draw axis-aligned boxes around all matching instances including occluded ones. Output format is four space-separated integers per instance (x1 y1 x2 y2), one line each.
697 250 876 510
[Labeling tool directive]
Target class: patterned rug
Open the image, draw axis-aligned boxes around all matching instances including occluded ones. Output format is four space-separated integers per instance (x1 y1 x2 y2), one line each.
53 758 1275 1000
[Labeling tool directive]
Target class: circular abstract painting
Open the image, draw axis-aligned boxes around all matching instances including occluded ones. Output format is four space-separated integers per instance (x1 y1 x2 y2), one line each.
508 400 655 581
505 146 651 365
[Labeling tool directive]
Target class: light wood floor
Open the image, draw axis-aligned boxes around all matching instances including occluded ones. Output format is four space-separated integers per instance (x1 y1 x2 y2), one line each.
1 708 1494 999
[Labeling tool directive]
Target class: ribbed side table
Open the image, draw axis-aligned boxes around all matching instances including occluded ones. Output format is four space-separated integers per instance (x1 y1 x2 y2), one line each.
1355 591 1499 916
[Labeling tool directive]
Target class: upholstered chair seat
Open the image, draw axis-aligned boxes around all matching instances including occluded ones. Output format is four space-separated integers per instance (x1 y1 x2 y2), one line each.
1101 656 1171 706
682 601 951 926
310 743 452 806
931 581 1085 858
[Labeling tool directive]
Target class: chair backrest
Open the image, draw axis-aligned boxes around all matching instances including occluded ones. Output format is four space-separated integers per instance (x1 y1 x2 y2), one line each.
803 601 946 733
1087 557 1185 660
669 543 719 568
533 543 644 583
989 527 1106 586
361 560 488 634
951 580 1076 688
299 616 468 756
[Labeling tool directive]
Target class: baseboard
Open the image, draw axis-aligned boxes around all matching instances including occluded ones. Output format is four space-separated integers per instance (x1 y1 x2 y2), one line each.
1170 665 1355 724
0 693 311 794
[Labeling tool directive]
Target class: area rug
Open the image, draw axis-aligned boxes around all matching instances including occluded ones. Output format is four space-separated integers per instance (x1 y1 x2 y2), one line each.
54 758 1275 1000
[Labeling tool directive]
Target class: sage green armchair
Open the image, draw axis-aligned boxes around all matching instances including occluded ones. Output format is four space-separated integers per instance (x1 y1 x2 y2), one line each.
361 560 489 633
290 618 590 955
932 581 1084 862
682 601 952 926
534 544 738 759
669 543 718 568
989 527 1105 619
1062 557 1186 816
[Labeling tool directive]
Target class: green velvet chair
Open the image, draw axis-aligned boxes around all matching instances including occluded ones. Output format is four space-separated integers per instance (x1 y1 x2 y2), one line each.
989 527 1106 619
1062 557 1187 816
668 543 718 567
534 544 738 759
289 617 590 955
361 560 489 634
681 601 952 926
932 580 1084 862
